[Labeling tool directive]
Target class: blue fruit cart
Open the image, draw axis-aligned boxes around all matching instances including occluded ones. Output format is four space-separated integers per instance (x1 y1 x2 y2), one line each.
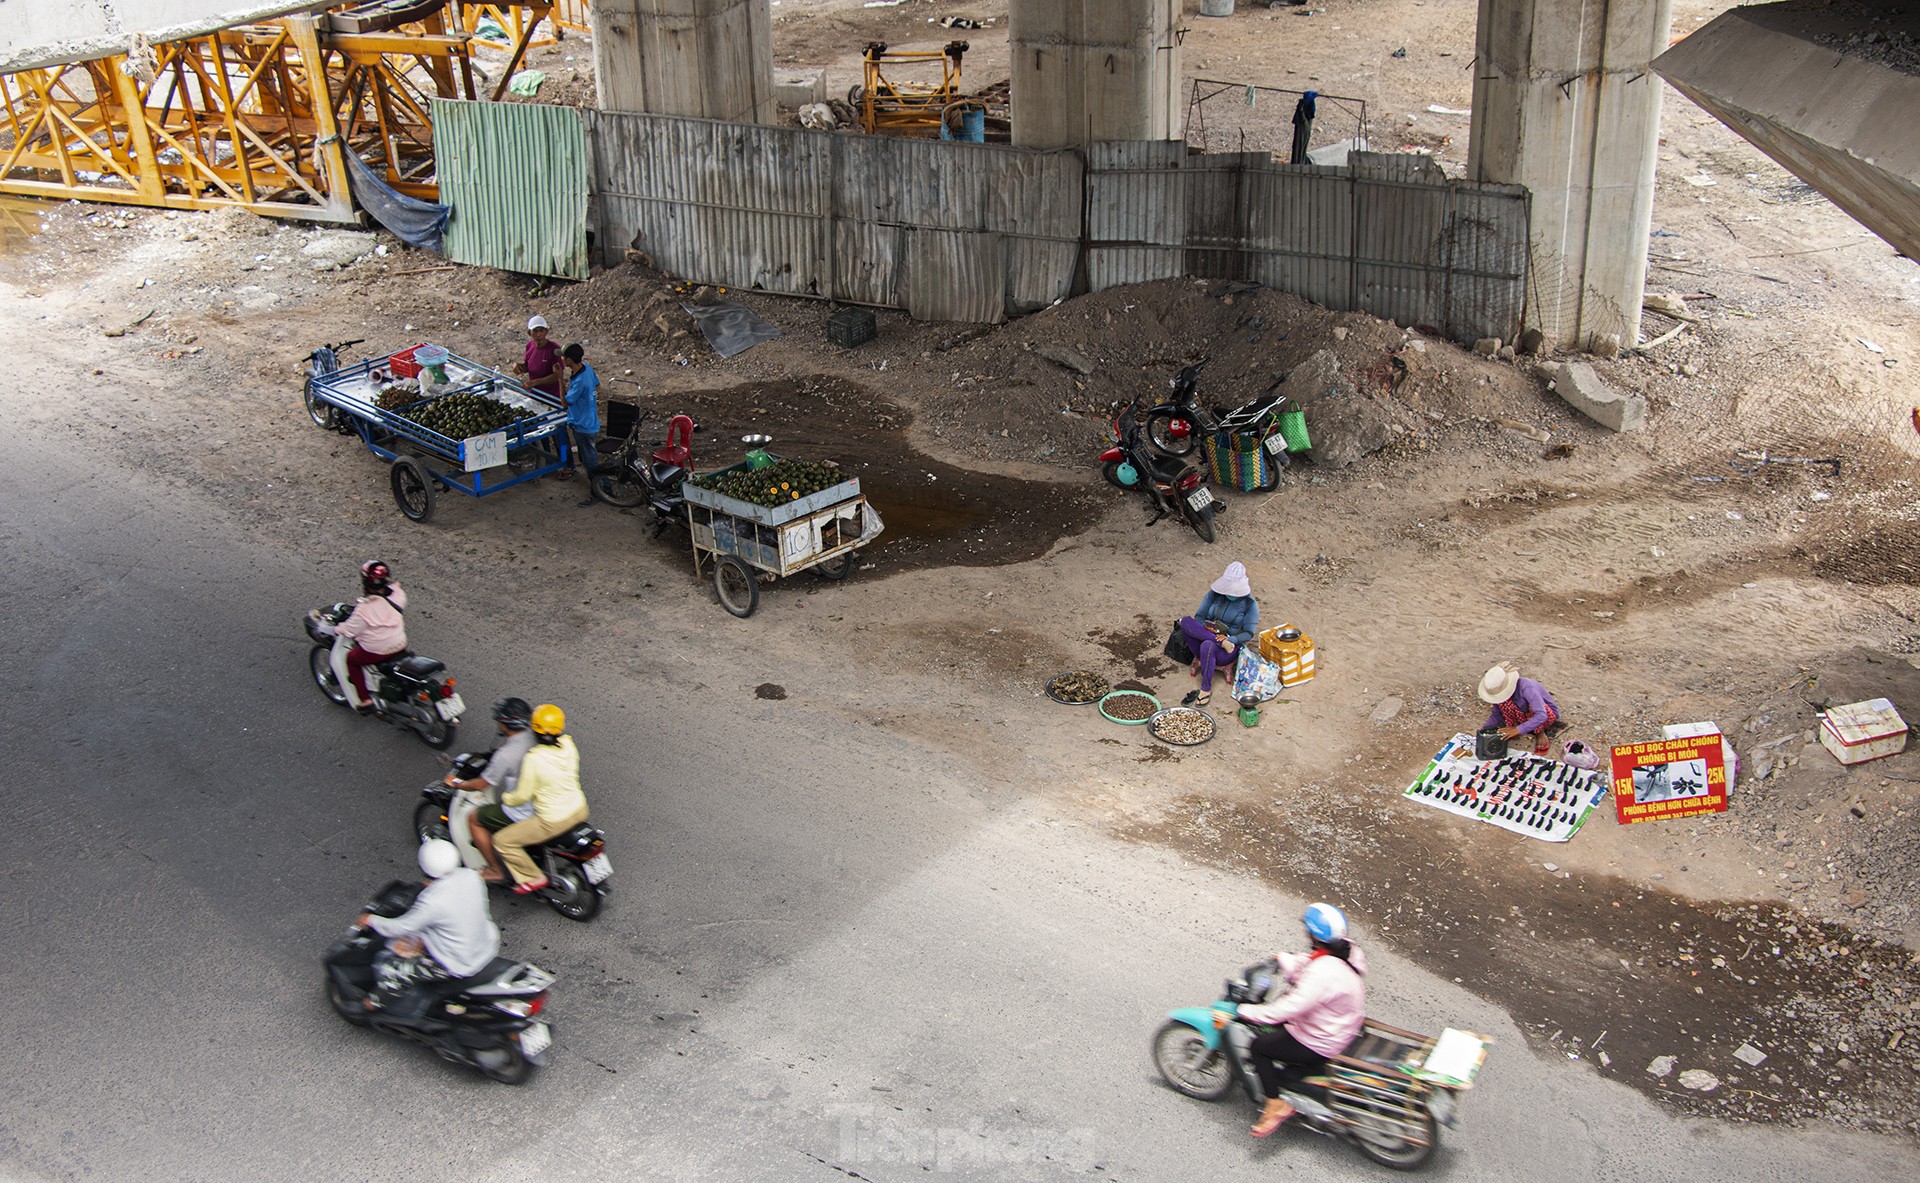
302 343 575 522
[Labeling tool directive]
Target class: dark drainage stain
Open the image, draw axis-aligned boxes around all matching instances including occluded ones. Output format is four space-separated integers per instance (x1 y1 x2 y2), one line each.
754 683 788 700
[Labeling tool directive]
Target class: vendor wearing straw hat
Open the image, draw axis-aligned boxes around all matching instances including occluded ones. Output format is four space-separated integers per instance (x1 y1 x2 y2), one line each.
1178 562 1261 708
1478 662 1562 755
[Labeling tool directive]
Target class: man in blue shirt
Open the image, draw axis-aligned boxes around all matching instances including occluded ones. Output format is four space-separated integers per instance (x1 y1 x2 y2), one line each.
560 342 601 506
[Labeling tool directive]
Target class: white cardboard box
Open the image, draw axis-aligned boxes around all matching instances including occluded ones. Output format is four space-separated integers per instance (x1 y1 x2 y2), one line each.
1664 721 1736 795
1819 698 1909 765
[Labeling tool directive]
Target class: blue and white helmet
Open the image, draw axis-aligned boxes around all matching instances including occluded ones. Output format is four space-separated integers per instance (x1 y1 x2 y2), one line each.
1303 902 1348 944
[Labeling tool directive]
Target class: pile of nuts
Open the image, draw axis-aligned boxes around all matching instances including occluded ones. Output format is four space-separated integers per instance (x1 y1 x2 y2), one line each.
1150 707 1216 745
1101 692 1157 721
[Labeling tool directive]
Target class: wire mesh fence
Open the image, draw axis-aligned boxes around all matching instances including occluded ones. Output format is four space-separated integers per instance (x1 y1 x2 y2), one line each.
1183 79 1368 163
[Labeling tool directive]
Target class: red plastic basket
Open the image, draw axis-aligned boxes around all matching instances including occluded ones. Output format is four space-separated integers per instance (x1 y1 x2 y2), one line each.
388 344 426 379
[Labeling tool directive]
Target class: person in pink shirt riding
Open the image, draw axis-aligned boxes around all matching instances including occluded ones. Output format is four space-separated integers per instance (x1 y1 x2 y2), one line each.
1228 902 1367 1137
326 559 409 712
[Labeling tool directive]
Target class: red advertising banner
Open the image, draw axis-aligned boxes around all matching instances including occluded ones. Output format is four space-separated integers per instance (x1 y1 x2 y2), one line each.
1611 734 1729 825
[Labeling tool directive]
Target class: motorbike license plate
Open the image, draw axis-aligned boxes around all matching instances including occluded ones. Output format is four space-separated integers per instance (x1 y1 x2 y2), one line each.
518 1021 551 1058
1263 433 1287 455
436 693 465 721
582 854 613 884
1186 486 1214 511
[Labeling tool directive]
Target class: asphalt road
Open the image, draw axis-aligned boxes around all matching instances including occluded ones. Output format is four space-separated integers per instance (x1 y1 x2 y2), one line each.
1 398 1915 1181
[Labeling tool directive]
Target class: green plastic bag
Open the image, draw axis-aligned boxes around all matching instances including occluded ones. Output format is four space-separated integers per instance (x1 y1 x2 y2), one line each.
1278 407 1311 453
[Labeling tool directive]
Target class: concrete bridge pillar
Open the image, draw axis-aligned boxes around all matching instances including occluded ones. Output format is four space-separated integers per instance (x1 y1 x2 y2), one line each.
1009 0 1182 150
1469 0 1672 352
592 0 773 123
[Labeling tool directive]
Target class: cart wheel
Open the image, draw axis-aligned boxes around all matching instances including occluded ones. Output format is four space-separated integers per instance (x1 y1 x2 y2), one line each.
814 551 854 581
390 457 437 523
303 379 340 430
713 556 760 618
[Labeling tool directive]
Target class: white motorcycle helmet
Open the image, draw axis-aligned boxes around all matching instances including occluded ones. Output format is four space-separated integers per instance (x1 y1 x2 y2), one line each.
418 839 461 879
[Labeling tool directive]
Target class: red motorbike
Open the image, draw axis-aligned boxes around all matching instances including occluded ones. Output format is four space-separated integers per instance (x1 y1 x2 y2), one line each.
1098 407 1218 543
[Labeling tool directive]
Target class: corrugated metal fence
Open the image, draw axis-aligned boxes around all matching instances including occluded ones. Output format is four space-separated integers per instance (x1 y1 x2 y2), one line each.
1087 142 1529 342
435 106 1527 340
435 99 590 279
584 109 1081 323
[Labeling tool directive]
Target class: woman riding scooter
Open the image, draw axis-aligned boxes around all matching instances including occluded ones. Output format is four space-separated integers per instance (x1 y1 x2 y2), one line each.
316 560 408 713
1226 903 1367 1137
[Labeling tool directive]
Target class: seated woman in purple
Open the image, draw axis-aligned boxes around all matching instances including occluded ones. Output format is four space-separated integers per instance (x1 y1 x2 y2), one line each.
1178 561 1260 708
1478 662 1562 754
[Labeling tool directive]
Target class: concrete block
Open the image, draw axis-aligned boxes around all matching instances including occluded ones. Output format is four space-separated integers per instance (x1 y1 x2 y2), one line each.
1550 362 1646 432
773 68 826 109
1473 337 1501 356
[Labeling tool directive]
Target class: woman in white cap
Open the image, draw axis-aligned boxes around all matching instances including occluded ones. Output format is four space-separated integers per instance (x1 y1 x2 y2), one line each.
1477 661 1562 755
513 314 564 402
1176 561 1260 707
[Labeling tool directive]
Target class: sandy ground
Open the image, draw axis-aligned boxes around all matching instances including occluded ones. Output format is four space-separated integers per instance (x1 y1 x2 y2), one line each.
6 0 1920 1142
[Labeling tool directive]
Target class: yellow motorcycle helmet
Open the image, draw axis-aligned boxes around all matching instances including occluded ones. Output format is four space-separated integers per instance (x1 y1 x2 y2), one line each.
531 703 566 737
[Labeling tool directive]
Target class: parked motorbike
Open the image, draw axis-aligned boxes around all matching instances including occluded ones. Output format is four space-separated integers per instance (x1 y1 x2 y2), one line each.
588 410 701 531
413 753 611 922
1141 360 1294 492
302 338 364 433
1152 959 1480 1170
304 603 464 750
324 878 555 1084
1098 407 1218 542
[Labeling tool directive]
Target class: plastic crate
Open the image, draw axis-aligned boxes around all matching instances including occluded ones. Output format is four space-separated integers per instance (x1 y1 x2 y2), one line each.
827 307 877 348
388 344 427 379
1256 623 1316 686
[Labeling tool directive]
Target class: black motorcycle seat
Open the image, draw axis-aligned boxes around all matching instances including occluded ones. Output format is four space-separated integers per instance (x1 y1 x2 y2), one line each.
648 461 684 486
373 650 416 670
392 654 445 680
1144 452 1191 479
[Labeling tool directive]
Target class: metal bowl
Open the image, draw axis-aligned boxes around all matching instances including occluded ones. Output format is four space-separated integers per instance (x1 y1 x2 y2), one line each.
740 433 774 447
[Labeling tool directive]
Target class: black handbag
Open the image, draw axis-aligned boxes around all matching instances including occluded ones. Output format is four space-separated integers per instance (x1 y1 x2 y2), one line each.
1164 623 1194 665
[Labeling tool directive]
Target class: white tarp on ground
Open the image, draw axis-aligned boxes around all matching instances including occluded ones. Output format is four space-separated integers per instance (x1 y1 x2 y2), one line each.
1 0 332 74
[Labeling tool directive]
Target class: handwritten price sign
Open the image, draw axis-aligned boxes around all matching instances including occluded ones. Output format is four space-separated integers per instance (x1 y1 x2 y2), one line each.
463 431 507 472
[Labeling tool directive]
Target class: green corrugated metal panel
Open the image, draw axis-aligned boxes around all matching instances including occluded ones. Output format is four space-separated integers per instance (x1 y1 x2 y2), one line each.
433 99 589 279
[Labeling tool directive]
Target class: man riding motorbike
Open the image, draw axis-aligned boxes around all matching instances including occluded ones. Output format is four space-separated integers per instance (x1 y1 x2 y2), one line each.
445 697 537 877
358 839 500 1019
312 560 409 712
486 703 588 895
1224 902 1368 1137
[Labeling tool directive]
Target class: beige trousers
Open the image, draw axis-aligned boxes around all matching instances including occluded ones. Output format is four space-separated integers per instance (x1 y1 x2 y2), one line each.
496 804 588 885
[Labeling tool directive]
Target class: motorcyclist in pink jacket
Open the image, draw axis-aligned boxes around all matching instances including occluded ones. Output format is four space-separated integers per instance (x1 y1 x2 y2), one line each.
1230 902 1367 1137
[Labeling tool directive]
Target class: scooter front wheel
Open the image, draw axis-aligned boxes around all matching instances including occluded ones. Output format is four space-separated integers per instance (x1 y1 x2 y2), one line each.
1145 410 1197 456
309 645 350 706
326 976 371 1028
413 799 452 844
1151 1019 1234 1100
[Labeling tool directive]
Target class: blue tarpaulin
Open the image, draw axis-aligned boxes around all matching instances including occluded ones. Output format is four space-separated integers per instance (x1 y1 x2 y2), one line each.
342 152 451 252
